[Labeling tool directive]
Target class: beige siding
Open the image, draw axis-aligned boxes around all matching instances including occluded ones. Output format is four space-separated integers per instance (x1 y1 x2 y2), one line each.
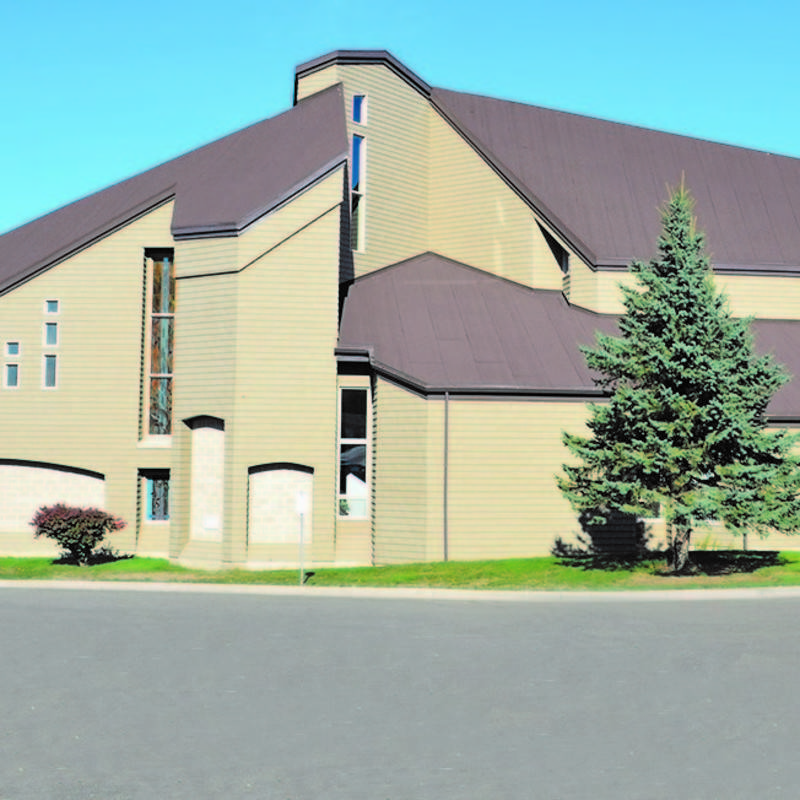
296 65 341 101
429 114 537 287
715 274 800 319
372 379 445 563
341 65 430 275
446 398 588 559
231 187 341 566
0 202 174 555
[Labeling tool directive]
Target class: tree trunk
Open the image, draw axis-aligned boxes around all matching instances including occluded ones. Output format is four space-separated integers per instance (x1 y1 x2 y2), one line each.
669 525 692 573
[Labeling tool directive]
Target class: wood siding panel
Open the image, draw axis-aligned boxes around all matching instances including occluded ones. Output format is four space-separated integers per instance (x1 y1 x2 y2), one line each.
231 192 341 565
0 202 174 553
715 274 800 319
373 379 436 563
296 65 341 101
429 115 538 286
446 398 588 559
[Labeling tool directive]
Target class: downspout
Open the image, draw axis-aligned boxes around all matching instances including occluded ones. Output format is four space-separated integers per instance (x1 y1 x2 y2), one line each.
443 391 449 562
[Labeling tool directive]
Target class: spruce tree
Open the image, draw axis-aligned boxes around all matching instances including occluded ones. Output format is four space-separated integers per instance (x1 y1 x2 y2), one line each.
559 182 800 572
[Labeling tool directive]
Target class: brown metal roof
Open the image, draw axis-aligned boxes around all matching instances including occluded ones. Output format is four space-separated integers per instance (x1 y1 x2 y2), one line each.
0 83 348 295
338 253 800 418
432 88 800 274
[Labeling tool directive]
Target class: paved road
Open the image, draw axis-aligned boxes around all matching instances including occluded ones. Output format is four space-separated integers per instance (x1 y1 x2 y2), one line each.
2 585 800 799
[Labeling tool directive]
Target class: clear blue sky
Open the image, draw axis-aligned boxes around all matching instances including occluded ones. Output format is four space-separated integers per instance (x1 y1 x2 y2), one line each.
1 0 797 234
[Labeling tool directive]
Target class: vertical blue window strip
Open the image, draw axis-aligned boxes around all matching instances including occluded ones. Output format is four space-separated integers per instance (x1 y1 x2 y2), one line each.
352 95 364 123
352 135 363 192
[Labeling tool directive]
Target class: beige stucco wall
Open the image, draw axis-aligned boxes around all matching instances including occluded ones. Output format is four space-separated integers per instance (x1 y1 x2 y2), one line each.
0 201 175 556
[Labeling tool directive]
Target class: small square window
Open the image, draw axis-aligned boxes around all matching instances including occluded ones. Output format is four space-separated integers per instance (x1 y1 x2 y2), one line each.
45 322 58 346
352 94 366 124
5 341 19 357
43 354 57 388
45 300 59 314
5 364 18 388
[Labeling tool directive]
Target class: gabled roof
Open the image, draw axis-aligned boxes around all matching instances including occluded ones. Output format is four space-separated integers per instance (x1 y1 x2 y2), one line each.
432 89 800 273
0 83 348 295
433 88 800 274
293 50 800 274
338 253 800 419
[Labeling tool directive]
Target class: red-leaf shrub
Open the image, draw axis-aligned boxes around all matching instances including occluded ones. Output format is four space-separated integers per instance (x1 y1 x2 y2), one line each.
31 504 126 565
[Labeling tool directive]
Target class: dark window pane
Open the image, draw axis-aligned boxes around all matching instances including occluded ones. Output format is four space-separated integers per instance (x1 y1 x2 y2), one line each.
149 377 172 434
353 95 365 123
352 135 363 191
341 389 367 438
150 317 174 374
350 194 361 250
44 355 57 387
6 364 18 387
45 322 57 346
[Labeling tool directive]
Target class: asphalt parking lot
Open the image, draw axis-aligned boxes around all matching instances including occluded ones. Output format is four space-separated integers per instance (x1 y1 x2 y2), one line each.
2 584 799 799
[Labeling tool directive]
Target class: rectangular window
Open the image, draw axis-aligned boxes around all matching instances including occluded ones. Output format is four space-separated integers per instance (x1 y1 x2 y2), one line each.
45 322 58 346
350 135 365 251
352 94 366 124
5 341 19 357
45 299 59 314
338 388 369 517
4 363 18 388
142 469 170 521
43 354 57 388
146 251 175 435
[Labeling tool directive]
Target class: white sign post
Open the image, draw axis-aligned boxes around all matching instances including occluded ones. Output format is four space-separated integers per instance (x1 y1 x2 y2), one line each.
295 490 309 586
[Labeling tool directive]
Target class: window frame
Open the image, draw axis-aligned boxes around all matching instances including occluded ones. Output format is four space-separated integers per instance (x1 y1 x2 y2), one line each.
5 341 20 357
42 354 57 389
44 321 58 347
337 386 370 519
4 362 19 389
44 299 60 315
350 134 366 252
352 93 367 125
140 469 171 522
143 250 175 438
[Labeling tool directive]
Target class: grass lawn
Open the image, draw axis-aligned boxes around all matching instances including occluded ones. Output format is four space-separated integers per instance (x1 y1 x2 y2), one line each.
2 551 800 590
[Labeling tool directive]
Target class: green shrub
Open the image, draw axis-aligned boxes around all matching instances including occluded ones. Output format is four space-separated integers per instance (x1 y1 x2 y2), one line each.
31 504 126 565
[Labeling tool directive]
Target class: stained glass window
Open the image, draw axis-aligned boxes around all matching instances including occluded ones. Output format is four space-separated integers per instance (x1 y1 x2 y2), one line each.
147 252 175 435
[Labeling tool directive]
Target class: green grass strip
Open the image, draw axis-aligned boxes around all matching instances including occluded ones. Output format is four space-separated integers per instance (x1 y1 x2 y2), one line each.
2 552 800 591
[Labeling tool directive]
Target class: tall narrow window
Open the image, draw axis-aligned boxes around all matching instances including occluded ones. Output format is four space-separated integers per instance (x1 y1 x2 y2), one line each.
44 322 58 346
351 134 365 250
4 363 18 388
43 355 57 388
338 388 368 517
352 94 366 124
147 251 175 435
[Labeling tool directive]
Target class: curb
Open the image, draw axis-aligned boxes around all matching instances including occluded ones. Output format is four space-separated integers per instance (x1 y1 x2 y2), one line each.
3 579 800 602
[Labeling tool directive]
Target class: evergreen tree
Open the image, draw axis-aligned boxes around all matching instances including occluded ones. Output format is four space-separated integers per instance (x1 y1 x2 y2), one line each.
559 182 800 571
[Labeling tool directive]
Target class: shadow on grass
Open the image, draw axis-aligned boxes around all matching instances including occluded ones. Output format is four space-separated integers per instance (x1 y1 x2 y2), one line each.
669 550 784 576
52 549 135 567
554 543 785 575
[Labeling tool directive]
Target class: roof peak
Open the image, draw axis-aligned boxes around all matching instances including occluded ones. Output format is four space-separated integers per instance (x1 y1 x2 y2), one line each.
294 50 431 102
